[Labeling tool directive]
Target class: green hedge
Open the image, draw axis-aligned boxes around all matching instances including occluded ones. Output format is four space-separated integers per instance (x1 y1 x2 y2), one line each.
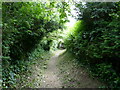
65 2 120 88
2 2 69 88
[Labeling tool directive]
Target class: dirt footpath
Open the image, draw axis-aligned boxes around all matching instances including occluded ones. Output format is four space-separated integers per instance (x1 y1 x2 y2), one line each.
41 50 65 88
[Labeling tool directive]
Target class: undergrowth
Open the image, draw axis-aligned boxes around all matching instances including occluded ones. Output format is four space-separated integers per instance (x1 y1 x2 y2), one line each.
2 45 52 88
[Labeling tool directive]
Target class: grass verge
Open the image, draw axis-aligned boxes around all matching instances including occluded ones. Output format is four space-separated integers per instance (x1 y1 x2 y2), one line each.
57 51 105 88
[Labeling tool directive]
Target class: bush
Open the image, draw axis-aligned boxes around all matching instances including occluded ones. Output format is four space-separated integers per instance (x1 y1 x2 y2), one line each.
2 2 69 88
65 2 120 88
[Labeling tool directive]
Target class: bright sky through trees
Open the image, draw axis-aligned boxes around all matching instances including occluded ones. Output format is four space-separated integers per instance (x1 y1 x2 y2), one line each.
65 4 77 27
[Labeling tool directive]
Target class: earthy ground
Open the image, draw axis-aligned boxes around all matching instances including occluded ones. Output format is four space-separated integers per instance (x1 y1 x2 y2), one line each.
40 49 104 88
57 50 105 88
40 50 65 88
19 49 105 88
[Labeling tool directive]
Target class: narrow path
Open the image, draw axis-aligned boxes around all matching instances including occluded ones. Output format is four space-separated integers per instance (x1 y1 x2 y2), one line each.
41 50 65 88
40 50 104 88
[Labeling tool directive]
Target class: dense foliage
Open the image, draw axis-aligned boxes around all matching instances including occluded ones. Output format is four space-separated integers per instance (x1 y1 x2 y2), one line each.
2 1 120 88
65 2 120 88
2 2 70 88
